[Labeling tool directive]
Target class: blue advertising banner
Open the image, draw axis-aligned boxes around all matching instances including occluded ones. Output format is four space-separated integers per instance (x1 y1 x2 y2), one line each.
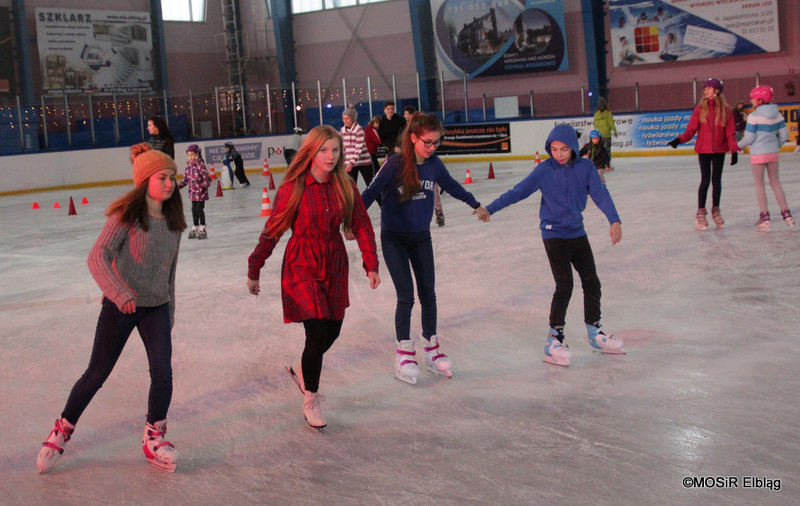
432 0 568 80
609 0 779 67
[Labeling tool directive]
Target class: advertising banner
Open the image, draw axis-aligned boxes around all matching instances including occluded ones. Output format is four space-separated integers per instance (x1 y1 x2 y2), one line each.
439 123 511 155
432 0 568 81
36 8 154 94
609 0 779 67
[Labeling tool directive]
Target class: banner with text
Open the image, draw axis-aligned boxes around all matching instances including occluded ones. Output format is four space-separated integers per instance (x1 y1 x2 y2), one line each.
440 123 511 155
432 0 568 81
609 0 779 67
36 8 154 94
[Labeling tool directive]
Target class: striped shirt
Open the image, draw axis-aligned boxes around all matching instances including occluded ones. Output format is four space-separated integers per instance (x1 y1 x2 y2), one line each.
341 123 372 168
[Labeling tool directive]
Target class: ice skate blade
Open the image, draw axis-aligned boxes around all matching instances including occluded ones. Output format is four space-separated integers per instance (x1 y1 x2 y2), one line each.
146 458 177 472
394 373 418 385
595 348 626 355
543 357 570 367
427 366 452 378
304 419 327 433
286 366 305 395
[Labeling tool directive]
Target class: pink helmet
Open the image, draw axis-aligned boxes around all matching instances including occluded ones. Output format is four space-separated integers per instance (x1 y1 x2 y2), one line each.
750 85 773 103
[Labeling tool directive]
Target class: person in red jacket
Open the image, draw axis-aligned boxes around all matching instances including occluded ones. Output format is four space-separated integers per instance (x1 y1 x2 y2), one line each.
668 78 739 230
247 125 380 431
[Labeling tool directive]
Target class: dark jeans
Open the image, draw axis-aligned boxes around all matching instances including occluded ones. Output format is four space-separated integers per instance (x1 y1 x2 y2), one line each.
61 299 173 425
191 200 206 226
697 152 726 208
347 164 374 187
301 319 343 393
542 235 601 329
381 230 437 341
233 162 250 185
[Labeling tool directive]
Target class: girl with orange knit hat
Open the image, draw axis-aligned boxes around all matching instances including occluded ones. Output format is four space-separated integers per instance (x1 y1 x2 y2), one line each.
36 144 186 473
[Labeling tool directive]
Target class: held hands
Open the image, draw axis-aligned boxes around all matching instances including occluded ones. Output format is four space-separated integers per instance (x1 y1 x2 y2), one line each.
667 138 680 149
344 229 356 241
609 222 622 245
473 206 491 222
367 271 381 289
730 152 738 166
247 278 260 296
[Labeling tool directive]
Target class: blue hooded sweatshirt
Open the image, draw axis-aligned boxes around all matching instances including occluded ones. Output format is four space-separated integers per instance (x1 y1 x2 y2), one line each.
485 124 621 239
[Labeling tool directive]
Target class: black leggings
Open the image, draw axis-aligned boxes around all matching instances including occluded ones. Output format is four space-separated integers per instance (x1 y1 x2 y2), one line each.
191 200 206 226
543 236 601 329
698 153 726 209
301 319 343 393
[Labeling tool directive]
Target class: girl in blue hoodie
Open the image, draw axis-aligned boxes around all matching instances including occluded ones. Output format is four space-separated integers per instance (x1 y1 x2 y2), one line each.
362 113 489 383
481 124 624 367
738 85 793 231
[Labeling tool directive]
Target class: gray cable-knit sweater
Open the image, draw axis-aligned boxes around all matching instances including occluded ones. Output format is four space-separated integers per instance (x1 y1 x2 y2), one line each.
88 213 181 325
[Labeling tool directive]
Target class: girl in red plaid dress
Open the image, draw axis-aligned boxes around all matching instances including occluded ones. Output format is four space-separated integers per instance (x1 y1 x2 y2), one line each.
247 125 380 430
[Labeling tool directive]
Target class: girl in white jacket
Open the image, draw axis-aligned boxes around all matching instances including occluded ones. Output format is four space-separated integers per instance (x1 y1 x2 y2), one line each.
738 85 793 231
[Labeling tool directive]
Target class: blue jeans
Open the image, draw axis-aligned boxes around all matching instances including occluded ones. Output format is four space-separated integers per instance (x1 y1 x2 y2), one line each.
61 299 173 425
542 235 601 329
381 230 437 341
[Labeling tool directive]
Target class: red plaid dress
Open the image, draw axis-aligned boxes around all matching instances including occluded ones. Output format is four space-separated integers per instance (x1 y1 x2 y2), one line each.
248 172 378 323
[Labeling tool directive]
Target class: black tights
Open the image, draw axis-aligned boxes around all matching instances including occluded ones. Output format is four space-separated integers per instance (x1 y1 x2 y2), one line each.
697 153 726 209
301 319 343 393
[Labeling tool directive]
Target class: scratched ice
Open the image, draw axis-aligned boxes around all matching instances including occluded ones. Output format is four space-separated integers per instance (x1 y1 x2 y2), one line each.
1 154 797 504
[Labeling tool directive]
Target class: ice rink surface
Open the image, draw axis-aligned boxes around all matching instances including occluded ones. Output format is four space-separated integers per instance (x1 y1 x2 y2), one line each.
1 154 798 505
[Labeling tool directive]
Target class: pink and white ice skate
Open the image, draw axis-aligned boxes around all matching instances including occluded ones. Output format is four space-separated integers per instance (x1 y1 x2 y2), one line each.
37 417 75 473
143 419 177 472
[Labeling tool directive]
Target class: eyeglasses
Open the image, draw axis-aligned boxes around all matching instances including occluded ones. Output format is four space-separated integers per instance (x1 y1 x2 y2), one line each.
418 137 442 148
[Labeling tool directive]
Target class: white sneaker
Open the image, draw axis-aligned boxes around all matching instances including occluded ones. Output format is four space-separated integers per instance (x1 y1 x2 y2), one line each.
37 417 75 473
421 334 452 377
303 391 326 431
143 419 177 472
394 340 420 384
586 323 626 354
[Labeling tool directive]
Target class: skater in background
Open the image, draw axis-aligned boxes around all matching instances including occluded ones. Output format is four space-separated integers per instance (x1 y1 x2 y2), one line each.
733 100 748 141
593 97 617 168
668 77 739 230
479 124 624 367
223 141 251 188
579 130 611 184
284 127 304 166
361 112 489 384
37 146 185 473
147 116 175 159
364 115 382 176
178 144 211 239
737 85 793 231
378 101 406 157
341 105 374 188
247 125 380 431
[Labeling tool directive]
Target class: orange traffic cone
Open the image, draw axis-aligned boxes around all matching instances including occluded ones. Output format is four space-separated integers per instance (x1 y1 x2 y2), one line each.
81 197 89 204
268 172 275 190
216 180 223 197
262 158 270 177
488 162 495 179
209 162 217 180
464 169 473 184
259 188 272 217
53 201 61 209
32 202 40 209
535 151 541 164
68 197 77 216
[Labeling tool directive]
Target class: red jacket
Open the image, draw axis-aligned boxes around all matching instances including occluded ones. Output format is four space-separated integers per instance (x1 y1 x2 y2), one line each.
364 124 381 155
248 173 378 323
677 99 739 154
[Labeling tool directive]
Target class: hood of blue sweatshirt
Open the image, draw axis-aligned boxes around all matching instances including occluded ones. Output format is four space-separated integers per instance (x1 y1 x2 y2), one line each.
545 124 580 162
748 102 780 120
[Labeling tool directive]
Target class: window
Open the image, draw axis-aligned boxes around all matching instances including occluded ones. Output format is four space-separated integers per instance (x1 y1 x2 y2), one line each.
292 0 389 15
161 0 206 22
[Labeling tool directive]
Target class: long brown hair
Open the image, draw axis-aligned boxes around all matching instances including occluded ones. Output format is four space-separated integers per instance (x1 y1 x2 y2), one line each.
699 92 730 127
397 112 443 202
265 125 354 238
107 143 186 232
